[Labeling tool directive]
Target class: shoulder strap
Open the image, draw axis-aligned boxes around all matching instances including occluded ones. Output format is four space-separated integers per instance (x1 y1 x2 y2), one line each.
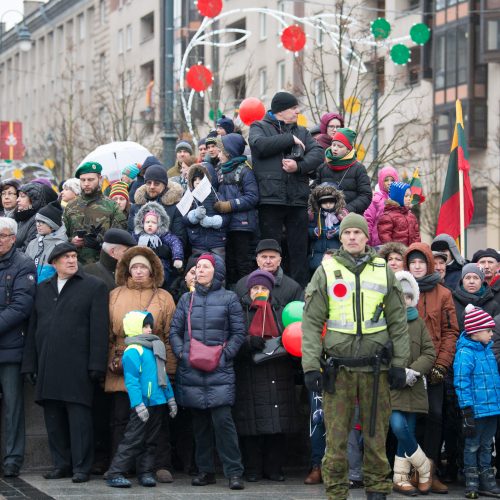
187 292 195 340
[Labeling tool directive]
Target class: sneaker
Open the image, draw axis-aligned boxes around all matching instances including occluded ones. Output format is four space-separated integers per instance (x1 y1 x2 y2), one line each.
106 475 131 488
138 473 156 487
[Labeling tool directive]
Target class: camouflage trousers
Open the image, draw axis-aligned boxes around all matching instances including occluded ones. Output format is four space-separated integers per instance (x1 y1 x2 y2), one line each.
322 368 392 500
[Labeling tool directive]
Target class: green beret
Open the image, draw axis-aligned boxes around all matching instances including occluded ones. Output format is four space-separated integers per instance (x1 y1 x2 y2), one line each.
75 161 103 178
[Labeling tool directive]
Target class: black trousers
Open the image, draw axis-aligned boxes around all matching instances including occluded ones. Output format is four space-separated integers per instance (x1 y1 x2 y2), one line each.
43 400 94 474
225 231 254 286
110 392 131 458
416 382 444 463
92 383 110 469
107 405 163 477
258 204 309 288
239 433 286 477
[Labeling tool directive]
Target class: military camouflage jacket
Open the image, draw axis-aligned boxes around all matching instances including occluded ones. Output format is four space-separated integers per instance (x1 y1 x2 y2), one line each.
63 190 127 265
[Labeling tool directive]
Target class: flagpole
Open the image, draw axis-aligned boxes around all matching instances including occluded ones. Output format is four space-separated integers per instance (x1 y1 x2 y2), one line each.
459 168 465 258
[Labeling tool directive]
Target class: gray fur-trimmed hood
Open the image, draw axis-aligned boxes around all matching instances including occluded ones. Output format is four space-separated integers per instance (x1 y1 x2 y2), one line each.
187 163 211 191
308 183 346 214
395 270 420 307
134 201 170 236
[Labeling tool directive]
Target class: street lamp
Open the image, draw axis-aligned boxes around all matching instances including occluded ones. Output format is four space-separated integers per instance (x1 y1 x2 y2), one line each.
0 10 33 54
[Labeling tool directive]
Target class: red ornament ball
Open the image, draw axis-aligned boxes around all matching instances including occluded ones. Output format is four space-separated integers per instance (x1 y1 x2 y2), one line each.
282 321 303 357
238 97 266 125
186 65 213 92
281 25 306 52
197 0 223 18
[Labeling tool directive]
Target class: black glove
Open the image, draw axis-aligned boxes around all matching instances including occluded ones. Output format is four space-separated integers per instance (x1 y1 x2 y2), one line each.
428 364 447 385
461 406 476 438
24 373 37 386
388 366 406 390
89 370 104 382
154 245 172 260
83 234 101 250
304 371 323 393
246 336 266 352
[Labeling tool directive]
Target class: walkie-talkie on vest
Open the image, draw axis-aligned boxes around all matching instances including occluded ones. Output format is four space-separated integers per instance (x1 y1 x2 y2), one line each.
371 303 384 323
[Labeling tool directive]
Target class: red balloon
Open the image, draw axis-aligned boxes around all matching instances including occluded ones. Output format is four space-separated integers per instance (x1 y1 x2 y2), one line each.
281 25 306 52
197 0 223 18
282 321 302 357
186 65 213 92
238 97 265 125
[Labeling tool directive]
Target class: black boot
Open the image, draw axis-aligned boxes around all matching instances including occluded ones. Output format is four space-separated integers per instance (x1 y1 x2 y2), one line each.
464 467 479 499
479 468 500 498
366 493 387 500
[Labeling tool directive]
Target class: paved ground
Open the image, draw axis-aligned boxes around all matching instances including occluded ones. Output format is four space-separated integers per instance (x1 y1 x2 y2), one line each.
0 472 469 500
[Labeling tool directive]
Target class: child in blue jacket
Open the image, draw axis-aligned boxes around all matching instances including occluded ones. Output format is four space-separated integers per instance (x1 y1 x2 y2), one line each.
107 311 177 489
453 304 500 499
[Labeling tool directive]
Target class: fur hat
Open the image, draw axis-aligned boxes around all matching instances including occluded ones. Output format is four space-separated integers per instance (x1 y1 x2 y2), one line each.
309 183 345 215
378 242 407 261
464 304 496 335
395 270 420 307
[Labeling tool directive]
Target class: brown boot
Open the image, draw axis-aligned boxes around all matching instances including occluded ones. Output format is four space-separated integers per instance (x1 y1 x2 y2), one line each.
304 465 322 485
430 460 448 494
393 456 419 496
406 446 432 494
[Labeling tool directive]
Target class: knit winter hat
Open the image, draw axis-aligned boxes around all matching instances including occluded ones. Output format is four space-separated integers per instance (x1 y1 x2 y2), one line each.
62 178 81 196
129 254 152 273
216 115 235 135
270 91 299 114
332 128 357 151
175 140 193 154
319 112 345 134
389 182 411 207
205 129 218 145
461 263 485 282
144 165 168 186
339 213 369 238
197 253 216 268
246 269 275 292
472 248 500 263
36 200 63 230
198 137 206 147
464 304 495 335
217 133 246 159
407 250 426 264
109 181 130 202
121 163 140 180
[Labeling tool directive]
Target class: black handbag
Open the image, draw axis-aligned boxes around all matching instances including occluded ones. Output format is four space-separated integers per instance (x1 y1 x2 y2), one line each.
252 336 288 364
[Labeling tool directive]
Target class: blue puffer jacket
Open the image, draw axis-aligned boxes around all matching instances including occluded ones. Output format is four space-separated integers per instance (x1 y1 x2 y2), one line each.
217 159 259 233
169 254 246 409
0 246 37 363
454 331 500 418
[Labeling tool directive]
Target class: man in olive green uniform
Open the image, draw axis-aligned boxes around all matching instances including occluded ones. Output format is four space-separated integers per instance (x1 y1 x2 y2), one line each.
302 213 410 500
64 162 127 265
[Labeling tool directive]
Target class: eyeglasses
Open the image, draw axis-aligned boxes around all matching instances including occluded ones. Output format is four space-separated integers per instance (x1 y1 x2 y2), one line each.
327 125 338 130
0 234 14 240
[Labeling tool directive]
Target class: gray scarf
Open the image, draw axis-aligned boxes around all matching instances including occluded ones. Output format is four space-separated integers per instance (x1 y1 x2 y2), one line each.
416 272 441 292
125 333 167 388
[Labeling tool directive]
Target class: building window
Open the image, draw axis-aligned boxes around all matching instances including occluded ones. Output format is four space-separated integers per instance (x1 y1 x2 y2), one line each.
435 34 445 89
446 29 457 87
408 0 420 10
99 0 106 25
487 19 500 50
471 187 487 225
314 79 325 107
126 24 132 50
435 24 468 90
78 14 85 41
407 46 421 86
457 25 467 84
99 52 106 81
227 18 246 50
259 67 267 97
140 12 154 42
434 110 452 144
277 60 285 90
277 0 285 12
117 29 124 54
229 75 246 107
316 20 324 46
259 12 267 40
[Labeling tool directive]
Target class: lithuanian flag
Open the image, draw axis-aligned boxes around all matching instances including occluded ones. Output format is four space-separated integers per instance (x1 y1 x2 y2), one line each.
409 168 425 205
436 100 474 239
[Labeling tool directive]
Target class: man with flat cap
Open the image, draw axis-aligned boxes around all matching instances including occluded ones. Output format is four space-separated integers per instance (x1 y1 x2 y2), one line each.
84 228 136 291
22 242 109 483
471 248 500 305
64 162 127 266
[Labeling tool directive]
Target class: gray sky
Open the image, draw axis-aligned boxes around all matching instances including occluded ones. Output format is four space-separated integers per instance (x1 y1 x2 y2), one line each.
0 0 48 30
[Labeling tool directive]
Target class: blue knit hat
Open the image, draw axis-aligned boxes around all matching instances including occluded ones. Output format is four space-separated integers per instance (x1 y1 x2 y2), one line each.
216 115 234 135
217 133 246 159
389 182 410 207
122 163 140 180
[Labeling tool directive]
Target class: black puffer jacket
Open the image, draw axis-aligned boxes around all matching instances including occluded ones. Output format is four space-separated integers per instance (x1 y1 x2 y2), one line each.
248 112 324 207
233 293 299 436
314 160 372 214
169 254 246 409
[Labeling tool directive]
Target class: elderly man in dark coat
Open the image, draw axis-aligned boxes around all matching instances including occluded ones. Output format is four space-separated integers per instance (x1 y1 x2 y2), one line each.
22 243 109 483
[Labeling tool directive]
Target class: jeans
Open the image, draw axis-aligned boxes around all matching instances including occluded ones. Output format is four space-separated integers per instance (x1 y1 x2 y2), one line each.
390 411 418 457
464 415 497 470
0 363 25 468
191 405 243 478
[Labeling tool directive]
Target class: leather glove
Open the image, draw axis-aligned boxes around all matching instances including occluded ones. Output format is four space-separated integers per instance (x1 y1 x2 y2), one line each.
83 233 101 250
428 364 447 385
89 370 104 382
24 373 37 386
167 398 178 418
214 201 232 214
461 406 476 438
154 245 171 260
135 403 149 423
246 336 266 352
304 371 323 393
194 206 206 220
389 366 406 390
173 259 183 269
200 215 222 229
405 368 420 387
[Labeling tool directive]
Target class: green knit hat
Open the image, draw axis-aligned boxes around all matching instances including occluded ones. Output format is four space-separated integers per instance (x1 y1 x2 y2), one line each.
75 161 103 178
339 213 369 238
332 128 357 150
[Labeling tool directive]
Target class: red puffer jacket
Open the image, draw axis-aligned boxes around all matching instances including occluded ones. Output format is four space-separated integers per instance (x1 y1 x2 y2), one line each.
377 201 420 246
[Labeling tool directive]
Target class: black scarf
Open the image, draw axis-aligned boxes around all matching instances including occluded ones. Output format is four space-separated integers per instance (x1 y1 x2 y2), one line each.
416 272 441 292
14 207 36 222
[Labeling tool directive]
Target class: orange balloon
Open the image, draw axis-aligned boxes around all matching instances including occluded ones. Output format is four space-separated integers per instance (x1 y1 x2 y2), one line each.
282 321 302 357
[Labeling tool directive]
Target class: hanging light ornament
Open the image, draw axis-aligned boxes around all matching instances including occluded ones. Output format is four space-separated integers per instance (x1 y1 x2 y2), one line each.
281 25 306 52
196 0 223 18
371 18 391 40
410 23 431 45
186 64 213 92
390 44 411 65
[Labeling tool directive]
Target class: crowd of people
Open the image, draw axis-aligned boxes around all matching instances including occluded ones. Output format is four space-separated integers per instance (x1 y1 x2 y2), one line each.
0 90 499 500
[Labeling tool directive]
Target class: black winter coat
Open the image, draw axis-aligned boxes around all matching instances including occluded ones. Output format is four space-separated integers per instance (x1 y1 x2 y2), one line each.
314 160 372 214
233 294 299 435
444 260 464 290
248 113 324 207
169 255 246 409
22 268 109 407
0 247 36 364
83 250 118 291
452 284 500 331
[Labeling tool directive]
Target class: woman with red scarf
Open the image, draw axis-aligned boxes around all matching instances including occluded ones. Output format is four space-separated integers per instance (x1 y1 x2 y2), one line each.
233 270 299 483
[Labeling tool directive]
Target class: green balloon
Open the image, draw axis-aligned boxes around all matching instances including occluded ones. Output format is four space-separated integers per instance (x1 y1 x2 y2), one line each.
371 18 391 40
282 301 305 328
410 23 430 45
390 44 411 65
